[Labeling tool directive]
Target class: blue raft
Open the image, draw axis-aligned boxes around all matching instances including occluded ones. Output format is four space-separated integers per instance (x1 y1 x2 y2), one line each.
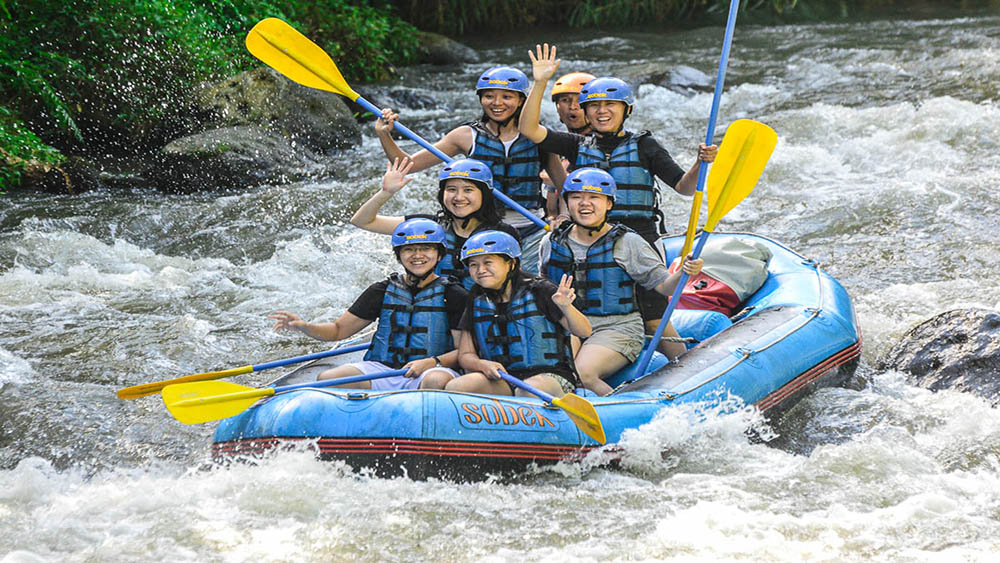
212 233 861 478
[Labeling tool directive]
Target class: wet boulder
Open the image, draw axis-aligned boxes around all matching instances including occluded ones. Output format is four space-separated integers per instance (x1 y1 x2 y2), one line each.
154 125 328 191
195 67 361 153
416 32 479 65
880 309 1000 406
613 62 714 95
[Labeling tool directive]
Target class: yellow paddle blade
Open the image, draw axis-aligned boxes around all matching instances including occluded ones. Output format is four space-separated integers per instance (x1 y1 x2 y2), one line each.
162 381 275 425
116 365 253 400
552 394 606 444
705 119 777 231
245 18 359 100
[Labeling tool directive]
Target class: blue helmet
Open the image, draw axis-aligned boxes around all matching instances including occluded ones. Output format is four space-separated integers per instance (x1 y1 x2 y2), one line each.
562 167 617 202
578 77 634 111
460 230 522 264
392 218 447 250
476 66 530 97
438 158 494 191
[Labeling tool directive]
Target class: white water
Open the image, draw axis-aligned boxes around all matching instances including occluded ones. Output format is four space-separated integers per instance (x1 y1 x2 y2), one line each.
3 13 1000 561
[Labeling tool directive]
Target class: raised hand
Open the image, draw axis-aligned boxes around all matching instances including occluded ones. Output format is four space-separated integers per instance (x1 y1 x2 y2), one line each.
269 311 306 333
528 43 561 82
381 157 414 194
551 274 577 308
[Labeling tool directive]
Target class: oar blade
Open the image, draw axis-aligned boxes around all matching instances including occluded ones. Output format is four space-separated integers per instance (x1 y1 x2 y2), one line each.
245 18 356 99
705 119 777 230
116 365 253 400
162 381 270 425
553 394 606 444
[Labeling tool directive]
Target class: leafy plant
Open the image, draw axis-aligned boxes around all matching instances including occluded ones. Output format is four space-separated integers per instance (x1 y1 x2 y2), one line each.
0 106 64 193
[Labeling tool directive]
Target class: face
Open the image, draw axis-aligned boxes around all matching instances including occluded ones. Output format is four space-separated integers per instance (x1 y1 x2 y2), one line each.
466 254 512 290
398 244 440 277
583 100 627 134
442 179 483 218
566 192 612 228
479 89 524 123
554 94 588 131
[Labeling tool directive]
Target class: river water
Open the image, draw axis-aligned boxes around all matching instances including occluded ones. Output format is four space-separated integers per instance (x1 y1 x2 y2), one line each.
3 12 1000 562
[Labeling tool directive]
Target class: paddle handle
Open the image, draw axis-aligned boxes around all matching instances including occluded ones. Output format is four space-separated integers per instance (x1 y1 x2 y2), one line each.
273 368 408 393
356 97 548 231
253 343 369 371
498 370 555 404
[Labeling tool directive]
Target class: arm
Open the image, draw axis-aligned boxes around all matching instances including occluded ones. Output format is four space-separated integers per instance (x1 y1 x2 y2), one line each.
519 43 561 144
653 256 704 297
268 310 370 342
673 143 719 196
542 153 567 219
349 157 412 234
551 274 592 339
400 334 462 377
457 329 506 379
375 109 471 171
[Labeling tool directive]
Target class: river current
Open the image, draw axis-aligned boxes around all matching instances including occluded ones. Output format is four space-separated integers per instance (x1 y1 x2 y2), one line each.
2 12 1000 561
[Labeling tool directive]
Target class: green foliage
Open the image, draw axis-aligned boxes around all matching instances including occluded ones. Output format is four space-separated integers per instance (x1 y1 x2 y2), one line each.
0 106 64 192
0 0 418 165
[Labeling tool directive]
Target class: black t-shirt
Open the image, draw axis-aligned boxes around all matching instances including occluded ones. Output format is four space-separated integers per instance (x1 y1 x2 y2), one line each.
538 129 686 188
348 277 468 328
458 277 564 332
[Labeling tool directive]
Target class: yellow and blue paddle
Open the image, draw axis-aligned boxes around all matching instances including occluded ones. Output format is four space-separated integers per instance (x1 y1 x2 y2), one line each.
162 368 407 424
245 18 548 231
499 370 605 444
635 0 777 375
116 343 369 400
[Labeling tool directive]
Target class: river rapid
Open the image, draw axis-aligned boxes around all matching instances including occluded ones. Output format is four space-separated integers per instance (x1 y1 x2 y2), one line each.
2 11 1000 562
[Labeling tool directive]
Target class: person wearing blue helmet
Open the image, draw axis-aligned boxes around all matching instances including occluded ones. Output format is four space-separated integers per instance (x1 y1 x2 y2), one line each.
373 65 568 275
520 44 717 354
351 157 520 290
269 218 468 391
540 168 704 395
444 230 592 398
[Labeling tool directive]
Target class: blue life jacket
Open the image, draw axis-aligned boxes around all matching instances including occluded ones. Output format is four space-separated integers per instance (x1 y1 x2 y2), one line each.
436 228 473 290
365 274 454 368
574 131 657 222
467 120 544 211
471 281 573 379
545 223 637 316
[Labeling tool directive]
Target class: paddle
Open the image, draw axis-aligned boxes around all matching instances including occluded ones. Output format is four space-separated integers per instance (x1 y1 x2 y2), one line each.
499 370 606 444
245 17 548 232
117 343 370 400
162 368 408 425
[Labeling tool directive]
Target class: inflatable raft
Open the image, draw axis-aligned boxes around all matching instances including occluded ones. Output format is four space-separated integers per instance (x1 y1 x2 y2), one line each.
212 233 861 478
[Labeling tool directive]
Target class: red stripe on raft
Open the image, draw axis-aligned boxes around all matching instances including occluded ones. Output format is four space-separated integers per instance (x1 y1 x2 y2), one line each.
756 341 861 412
212 437 594 460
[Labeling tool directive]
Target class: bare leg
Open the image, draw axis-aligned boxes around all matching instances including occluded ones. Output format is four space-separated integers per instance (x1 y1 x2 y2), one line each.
574 343 629 396
316 364 371 389
419 368 455 390
519 374 568 399
444 372 512 395
645 319 687 360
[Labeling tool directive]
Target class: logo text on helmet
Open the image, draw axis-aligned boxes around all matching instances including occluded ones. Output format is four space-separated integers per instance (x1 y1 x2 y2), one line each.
449 171 470 177
487 80 509 85
586 92 608 99
406 234 428 240
582 185 604 192
465 247 485 255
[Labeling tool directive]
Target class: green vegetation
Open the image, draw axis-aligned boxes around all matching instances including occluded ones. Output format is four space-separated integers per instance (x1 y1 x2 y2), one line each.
0 0 419 192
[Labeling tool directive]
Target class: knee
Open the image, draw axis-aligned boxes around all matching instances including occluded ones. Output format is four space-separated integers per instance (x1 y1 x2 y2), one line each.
420 370 454 390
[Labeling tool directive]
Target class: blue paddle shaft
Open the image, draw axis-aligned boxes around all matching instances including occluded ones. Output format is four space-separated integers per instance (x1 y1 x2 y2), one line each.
274 369 409 393
634 0 740 375
499 370 556 403
354 96 548 231
252 343 369 372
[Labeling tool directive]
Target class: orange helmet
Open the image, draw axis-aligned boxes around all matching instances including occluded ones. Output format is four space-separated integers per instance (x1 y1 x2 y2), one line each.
551 72 596 101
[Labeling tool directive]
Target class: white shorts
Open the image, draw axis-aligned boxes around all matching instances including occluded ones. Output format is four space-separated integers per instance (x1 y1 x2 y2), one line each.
345 361 459 391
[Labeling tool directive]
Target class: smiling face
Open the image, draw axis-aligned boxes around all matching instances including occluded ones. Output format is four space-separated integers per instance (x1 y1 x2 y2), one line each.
466 254 513 291
554 93 588 131
397 243 441 278
442 178 483 219
566 191 613 228
583 100 628 134
479 89 524 123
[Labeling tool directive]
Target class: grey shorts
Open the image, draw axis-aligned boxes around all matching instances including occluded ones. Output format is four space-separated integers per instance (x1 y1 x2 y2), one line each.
583 315 646 362
506 372 576 395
